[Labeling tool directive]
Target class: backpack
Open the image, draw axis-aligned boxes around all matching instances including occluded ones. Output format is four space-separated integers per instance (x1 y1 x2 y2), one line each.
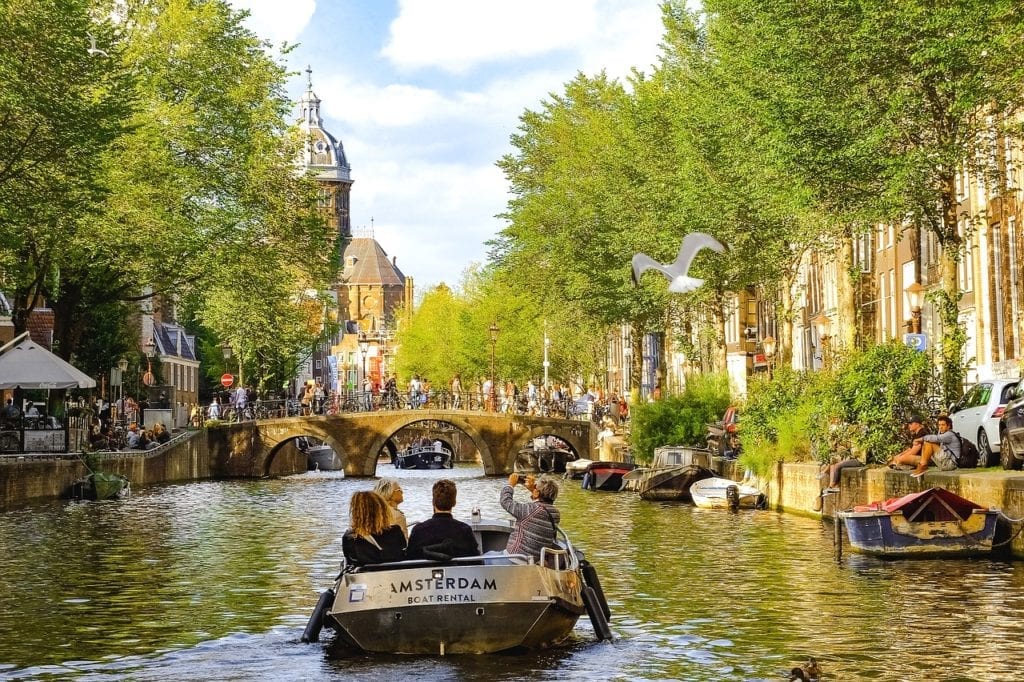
955 432 979 469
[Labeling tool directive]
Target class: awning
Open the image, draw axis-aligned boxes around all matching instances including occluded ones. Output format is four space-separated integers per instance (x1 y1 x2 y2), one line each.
0 337 96 389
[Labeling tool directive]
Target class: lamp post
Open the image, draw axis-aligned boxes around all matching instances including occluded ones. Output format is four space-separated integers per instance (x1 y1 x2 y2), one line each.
905 281 924 334
117 357 129 411
813 313 832 370
542 320 550 391
622 345 633 395
143 337 157 387
488 321 499 412
359 340 369 410
762 335 776 380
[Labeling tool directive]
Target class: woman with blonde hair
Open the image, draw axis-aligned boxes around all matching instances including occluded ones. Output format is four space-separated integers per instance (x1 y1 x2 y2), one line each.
373 477 408 537
342 491 406 568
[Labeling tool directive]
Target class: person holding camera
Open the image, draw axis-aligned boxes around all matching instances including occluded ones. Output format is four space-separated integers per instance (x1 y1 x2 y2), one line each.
500 473 561 560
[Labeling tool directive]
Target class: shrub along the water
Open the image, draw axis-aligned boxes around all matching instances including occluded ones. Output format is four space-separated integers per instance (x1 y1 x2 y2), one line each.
629 373 731 464
739 341 935 477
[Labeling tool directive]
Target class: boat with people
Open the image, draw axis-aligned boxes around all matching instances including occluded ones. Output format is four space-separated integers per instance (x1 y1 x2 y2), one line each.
839 486 1000 558
622 446 716 501
581 460 637 492
515 436 577 474
690 477 765 509
300 515 612 654
394 440 454 470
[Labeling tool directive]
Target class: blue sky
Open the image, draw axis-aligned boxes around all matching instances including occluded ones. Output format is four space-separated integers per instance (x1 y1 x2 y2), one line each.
230 0 665 290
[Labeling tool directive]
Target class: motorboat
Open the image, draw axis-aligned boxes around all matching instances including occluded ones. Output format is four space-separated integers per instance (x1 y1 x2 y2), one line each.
564 457 593 479
581 461 637 492
394 442 454 470
70 471 130 501
839 487 999 558
515 436 576 474
623 447 716 501
298 437 343 471
690 477 765 509
301 516 613 653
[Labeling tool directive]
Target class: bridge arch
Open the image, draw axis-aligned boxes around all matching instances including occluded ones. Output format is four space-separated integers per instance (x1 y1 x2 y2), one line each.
358 414 496 475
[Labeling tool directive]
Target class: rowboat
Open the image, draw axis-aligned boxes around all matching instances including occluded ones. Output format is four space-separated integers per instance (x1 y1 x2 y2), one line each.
689 477 764 509
839 487 999 558
301 517 613 653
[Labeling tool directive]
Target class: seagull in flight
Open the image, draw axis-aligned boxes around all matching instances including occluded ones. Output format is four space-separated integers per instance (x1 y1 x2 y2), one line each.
631 232 727 293
87 33 109 58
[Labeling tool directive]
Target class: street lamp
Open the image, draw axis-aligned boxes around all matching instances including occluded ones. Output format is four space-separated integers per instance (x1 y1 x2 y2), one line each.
359 340 369 410
905 281 924 334
813 313 832 369
543 320 551 391
623 345 633 395
117 357 129 410
143 337 157 387
488 321 499 412
762 335 776 379
221 341 233 360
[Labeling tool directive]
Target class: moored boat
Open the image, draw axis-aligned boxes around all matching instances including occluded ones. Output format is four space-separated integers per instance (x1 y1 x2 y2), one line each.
299 437 343 471
394 443 454 470
564 457 593 479
515 437 576 474
581 461 637 492
624 462 716 501
690 477 764 509
839 487 999 558
70 471 130 501
301 517 613 653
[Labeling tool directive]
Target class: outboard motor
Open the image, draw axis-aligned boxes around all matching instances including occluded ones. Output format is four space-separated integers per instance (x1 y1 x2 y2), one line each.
726 485 740 512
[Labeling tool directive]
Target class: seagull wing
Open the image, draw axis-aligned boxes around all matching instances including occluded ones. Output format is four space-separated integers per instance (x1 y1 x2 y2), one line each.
672 232 726 277
631 252 672 286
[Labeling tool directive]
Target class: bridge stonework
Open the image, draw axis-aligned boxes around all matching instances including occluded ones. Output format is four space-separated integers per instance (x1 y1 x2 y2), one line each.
205 411 597 478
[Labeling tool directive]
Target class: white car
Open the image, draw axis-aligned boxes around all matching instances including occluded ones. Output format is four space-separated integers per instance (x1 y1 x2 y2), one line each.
949 378 1020 467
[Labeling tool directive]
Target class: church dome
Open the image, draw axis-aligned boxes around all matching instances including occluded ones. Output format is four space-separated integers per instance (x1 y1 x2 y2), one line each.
297 67 351 183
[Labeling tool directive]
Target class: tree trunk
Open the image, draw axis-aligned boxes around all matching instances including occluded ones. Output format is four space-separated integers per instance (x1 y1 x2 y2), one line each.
937 174 966 404
836 234 857 352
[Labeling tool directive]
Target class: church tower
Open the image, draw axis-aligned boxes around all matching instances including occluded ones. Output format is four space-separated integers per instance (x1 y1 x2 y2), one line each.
297 66 352 242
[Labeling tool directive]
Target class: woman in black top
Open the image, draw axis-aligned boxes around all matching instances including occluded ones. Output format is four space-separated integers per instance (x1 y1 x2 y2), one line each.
342 491 407 568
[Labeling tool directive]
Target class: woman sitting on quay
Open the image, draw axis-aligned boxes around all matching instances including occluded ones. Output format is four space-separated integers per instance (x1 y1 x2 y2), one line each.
342 491 407 569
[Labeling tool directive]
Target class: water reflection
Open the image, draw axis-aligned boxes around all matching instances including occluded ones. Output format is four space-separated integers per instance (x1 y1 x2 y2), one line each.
2 465 1024 680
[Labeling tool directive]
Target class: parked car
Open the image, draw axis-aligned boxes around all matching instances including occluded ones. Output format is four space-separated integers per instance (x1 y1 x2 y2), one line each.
950 379 1019 467
999 381 1024 470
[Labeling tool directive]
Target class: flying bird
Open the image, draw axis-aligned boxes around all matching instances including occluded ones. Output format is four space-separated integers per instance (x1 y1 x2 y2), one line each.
631 232 727 293
87 33 109 58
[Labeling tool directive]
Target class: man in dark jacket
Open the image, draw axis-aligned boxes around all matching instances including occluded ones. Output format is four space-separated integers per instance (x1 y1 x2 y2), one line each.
406 479 480 560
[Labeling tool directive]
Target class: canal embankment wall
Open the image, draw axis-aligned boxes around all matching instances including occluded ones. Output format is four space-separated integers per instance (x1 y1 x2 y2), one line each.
722 460 1024 558
0 429 307 511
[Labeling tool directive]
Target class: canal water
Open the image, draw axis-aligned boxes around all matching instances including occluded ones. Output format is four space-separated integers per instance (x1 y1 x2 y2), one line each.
2 465 1024 681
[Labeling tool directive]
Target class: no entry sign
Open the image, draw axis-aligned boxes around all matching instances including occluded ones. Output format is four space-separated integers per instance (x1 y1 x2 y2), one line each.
221 373 234 388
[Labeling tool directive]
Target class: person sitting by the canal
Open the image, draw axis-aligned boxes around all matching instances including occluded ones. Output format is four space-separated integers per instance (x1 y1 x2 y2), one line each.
500 473 560 561
126 423 142 449
406 479 480 560
910 415 961 477
153 422 171 445
886 415 931 468
373 477 408 538
342 491 407 568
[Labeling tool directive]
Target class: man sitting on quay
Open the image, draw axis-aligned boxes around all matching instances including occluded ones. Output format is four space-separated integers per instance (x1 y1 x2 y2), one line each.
886 415 930 469
406 479 480 560
910 415 961 477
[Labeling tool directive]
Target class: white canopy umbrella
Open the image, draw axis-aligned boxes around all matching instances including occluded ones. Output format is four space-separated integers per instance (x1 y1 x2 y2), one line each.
0 333 96 390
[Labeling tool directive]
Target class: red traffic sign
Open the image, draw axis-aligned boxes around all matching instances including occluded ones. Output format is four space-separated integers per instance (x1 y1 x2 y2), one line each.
221 373 234 388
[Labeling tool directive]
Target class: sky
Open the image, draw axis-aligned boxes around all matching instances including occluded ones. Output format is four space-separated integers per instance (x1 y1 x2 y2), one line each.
229 0 666 291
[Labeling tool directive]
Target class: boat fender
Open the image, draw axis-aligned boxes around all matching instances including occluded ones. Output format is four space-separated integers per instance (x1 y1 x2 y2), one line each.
582 585 613 641
300 588 335 643
580 560 611 621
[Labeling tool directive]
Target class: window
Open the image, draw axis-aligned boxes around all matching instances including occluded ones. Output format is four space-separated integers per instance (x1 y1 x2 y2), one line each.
889 269 897 337
879 274 888 338
993 223 1005 357
315 359 322 370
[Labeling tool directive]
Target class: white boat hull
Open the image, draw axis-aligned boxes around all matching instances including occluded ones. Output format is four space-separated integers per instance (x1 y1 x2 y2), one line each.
690 477 764 509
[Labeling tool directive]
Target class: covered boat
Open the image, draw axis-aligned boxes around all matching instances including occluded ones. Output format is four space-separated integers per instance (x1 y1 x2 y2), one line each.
618 450 716 499
690 477 764 509
394 443 454 470
515 437 576 474
301 518 613 653
298 437 343 471
581 461 636 492
70 471 130 501
839 487 999 558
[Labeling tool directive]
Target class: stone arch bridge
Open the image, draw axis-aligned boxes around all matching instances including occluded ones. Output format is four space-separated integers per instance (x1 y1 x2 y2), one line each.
206 410 597 478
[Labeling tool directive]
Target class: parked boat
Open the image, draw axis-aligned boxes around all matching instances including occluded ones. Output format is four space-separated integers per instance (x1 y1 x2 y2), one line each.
300 517 613 653
690 477 765 509
298 437 343 471
581 461 637 492
70 471 130 501
515 436 576 474
622 447 716 501
394 443 454 469
564 457 593 479
839 487 999 558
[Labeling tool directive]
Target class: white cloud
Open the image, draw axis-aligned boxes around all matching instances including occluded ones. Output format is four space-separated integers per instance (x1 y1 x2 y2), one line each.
229 0 315 45
383 0 598 73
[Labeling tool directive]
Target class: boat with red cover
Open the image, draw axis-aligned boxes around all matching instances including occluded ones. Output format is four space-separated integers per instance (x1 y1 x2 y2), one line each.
581 461 636 492
838 487 999 558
